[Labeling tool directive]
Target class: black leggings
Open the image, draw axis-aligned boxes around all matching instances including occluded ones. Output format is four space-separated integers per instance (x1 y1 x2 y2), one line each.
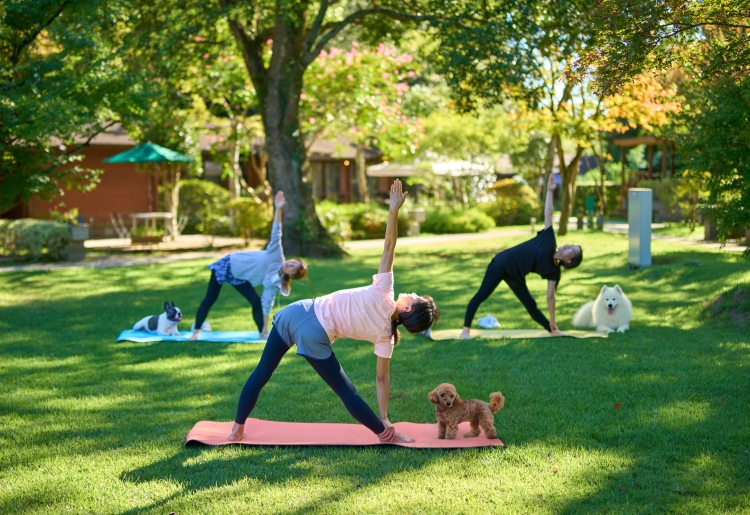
234 327 386 434
464 260 551 331
194 271 264 331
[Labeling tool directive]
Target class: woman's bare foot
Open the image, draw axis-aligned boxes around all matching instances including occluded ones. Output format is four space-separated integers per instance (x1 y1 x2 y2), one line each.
189 330 200 341
378 426 414 443
228 422 245 441
459 327 472 339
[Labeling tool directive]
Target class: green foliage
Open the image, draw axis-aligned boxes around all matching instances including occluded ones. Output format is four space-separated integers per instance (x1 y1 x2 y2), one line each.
421 204 495 234
130 226 165 238
228 197 272 242
675 76 750 247
301 45 423 160
573 184 620 216
0 0 146 212
178 179 230 236
0 218 70 260
580 0 750 95
315 201 410 241
48 204 79 226
479 179 540 226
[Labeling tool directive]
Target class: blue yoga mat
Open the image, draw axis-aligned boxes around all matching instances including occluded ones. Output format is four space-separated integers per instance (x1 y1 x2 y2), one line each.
116 330 263 343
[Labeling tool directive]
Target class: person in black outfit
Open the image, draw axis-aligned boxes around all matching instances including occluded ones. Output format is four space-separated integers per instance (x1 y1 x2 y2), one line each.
460 176 583 338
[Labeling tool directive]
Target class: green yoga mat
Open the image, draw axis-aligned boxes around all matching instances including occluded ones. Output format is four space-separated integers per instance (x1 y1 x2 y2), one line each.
428 329 609 340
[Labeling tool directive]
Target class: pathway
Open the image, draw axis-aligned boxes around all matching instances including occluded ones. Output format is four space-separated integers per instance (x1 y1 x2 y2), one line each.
1 223 745 273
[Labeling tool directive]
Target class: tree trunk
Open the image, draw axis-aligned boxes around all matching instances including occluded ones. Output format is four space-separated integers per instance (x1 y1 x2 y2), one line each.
555 133 585 236
225 9 342 257
356 143 369 202
262 41 342 257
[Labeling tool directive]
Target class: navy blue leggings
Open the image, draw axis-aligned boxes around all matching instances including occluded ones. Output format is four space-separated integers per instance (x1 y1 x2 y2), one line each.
194 271 264 331
234 327 386 434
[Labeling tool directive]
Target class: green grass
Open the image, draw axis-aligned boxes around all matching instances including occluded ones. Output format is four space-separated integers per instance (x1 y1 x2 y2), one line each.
1 231 749 514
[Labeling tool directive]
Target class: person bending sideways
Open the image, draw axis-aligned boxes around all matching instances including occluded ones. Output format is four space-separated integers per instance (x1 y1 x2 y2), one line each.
190 190 307 341
229 180 440 444
460 176 583 339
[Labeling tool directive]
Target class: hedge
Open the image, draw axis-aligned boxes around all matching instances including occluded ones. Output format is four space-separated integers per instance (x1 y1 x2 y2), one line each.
0 219 71 260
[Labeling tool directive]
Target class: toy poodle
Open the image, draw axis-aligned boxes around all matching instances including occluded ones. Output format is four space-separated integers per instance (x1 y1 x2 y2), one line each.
428 383 505 439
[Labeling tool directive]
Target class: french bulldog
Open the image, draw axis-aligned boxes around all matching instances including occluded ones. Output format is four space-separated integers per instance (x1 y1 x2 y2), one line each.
133 301 183 336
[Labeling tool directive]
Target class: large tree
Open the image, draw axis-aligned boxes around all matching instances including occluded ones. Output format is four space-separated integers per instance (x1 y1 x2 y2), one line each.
426 0 597 234
216 0 444 255
0 0 141 213
580 0 749 251
577 0 750 96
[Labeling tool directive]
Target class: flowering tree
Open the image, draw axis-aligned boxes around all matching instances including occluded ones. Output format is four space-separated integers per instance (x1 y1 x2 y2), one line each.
300 44 422 202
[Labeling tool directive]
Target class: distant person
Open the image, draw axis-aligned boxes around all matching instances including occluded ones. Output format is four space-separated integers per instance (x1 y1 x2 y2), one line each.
190 191 307 340
460 176 583 338
228 180 440 444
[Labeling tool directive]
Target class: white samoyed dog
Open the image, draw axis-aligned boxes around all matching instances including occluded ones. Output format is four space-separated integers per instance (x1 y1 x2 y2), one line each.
572 285 632 333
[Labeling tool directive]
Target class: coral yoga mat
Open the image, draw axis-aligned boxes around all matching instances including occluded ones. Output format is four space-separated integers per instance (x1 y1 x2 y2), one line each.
185 418 504 448
429 329 609 340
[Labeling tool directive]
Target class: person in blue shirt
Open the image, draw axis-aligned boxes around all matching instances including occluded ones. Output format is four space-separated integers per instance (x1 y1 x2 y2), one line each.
190 191 307 340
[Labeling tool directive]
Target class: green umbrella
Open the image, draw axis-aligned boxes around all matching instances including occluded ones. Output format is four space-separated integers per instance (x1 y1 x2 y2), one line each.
103 141 193 163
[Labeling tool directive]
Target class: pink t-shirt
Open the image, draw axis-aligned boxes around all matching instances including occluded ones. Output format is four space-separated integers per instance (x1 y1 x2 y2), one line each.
313 272 397 358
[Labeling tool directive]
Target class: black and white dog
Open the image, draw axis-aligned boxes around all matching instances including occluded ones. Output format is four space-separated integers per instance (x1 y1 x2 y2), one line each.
133 301 183 336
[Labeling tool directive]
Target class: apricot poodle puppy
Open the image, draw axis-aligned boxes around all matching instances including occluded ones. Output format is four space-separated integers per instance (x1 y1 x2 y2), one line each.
428 383 505 439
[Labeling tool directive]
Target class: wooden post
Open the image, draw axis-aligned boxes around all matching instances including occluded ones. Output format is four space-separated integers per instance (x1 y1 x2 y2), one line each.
648 144 654 178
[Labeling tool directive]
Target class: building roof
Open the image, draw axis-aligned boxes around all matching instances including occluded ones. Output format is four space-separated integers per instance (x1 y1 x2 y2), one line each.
74 124 381 161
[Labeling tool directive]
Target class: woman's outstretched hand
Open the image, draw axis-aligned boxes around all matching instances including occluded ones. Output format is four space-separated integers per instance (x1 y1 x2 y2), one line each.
274 191 285 209
389 179 408 212
547 175 557 192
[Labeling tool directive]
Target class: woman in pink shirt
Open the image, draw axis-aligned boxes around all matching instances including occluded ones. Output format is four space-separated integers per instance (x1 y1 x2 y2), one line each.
229 180 440 444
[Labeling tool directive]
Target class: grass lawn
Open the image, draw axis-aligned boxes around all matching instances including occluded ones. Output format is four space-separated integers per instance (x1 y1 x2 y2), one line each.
1 230 749 514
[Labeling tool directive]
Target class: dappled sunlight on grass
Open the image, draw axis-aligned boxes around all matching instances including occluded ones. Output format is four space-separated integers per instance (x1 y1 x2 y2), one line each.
1 231 749 513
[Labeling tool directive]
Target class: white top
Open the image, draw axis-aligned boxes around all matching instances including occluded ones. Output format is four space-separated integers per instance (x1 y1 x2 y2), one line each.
228 222 288 315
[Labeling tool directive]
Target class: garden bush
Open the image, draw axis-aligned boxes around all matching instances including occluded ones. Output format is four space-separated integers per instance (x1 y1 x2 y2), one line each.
479 179 540 225
179 179 230 236
315 201 410 241
228 197 272 242
421 204 495 234
0 218 71 260
572 184 620 217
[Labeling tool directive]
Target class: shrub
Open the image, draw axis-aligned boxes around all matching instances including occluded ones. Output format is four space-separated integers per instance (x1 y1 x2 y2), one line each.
228 197 272 242
572 184 620 217
179 179 230 236
421 204 495 234
0 219 71 260
479 179 540 226
315 201 411 241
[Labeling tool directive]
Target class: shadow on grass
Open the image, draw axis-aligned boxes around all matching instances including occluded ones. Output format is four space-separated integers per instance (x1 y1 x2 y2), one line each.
1 239 749 513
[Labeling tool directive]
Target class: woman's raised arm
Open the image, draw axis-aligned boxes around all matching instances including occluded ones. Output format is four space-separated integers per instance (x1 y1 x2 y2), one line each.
378 180 408 274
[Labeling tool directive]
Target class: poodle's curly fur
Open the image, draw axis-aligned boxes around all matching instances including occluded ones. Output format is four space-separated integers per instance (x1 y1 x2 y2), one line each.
428 383 505 439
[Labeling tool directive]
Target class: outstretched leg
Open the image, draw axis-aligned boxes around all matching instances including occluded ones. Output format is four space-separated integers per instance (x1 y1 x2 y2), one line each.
463 260 507 330
304 353 386 435
234 328 290 424
194 271 222 330
232 282 265 332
